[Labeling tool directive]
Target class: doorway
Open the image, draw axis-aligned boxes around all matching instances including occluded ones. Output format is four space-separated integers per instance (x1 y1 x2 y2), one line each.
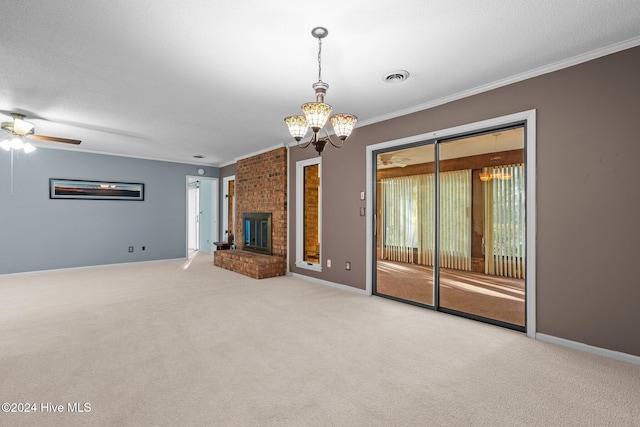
186 176 219 254
368 112 535 333
187 181 200 250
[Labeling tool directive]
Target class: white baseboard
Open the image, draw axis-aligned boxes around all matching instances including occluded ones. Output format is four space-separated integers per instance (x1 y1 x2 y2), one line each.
0 257 186 278
287 272 369 296
536 333 640 366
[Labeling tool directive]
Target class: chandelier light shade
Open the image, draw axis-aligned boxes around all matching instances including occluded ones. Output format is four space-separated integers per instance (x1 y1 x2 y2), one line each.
284 115 309 141
480 168 512 182
479 170 492 182
284 27 357 155
301 102 332 132
330 113 358 140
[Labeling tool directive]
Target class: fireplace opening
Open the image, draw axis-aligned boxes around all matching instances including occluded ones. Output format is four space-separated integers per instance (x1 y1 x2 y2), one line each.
243 212 272 255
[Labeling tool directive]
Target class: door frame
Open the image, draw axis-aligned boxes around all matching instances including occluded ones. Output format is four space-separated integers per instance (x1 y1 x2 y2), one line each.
185 176 219 255
222 175 236 245
187 181 200 250
365 109 537 337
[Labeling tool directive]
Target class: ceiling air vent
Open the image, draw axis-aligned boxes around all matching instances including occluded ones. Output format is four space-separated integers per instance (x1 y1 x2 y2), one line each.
382 70 410 83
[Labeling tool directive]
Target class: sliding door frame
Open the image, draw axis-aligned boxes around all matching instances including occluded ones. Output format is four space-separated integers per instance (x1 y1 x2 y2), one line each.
366 110 537 337
372 140 437 310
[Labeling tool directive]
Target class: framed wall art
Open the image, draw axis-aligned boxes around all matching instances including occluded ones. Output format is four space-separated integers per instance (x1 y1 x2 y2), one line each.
49 179 145 201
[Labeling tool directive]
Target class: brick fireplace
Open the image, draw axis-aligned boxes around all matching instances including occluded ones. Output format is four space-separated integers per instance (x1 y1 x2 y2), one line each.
214 147 287 278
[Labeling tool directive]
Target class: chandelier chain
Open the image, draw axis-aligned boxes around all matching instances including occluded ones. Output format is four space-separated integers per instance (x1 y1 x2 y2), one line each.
317 37 322 83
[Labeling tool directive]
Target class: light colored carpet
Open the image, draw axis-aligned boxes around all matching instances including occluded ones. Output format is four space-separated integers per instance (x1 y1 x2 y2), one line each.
0 252 638 426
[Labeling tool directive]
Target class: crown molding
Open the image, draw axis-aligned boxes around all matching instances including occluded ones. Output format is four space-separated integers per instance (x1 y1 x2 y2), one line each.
357 36 640 129
231 142 288 164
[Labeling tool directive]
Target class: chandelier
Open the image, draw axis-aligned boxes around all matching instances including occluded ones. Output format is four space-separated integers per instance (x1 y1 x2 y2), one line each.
284 27 357 155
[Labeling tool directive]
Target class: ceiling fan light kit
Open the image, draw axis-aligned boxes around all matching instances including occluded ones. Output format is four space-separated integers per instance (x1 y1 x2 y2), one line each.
0 135 37 153
1 113 82 153
284 27 357 155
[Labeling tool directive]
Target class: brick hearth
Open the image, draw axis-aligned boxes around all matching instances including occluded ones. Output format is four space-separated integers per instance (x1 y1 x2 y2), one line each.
214 250 286 279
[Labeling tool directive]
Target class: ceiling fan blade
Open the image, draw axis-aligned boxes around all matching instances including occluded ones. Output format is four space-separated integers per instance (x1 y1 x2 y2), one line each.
28 134 81 145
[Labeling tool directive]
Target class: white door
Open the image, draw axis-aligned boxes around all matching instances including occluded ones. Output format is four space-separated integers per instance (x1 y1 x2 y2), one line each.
186 176 218 254
198 178 218 253
187 182 200 250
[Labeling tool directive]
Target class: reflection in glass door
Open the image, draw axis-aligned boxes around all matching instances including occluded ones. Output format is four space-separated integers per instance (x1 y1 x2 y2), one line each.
438 129 525 327
375 143 435 306
374 126 526 330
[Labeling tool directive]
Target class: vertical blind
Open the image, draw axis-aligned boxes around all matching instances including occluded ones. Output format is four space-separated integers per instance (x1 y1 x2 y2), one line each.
380 175 417 263
381 170 471 270
439 170 472 270
484 164 525 278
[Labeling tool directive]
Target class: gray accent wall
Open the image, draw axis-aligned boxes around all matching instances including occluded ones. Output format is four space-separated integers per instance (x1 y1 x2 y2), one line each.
0 148 218 274
289 45 640 357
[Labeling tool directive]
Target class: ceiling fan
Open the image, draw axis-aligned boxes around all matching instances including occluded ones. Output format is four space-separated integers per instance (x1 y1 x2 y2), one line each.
378 153 410 168
1 113 81 152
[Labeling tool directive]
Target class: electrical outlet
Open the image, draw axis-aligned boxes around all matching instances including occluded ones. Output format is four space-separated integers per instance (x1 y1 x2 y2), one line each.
142 246 146 251
360 207 365 216
345 261 351 271
360 191 365 200
327 259 331 267
128 246 134 253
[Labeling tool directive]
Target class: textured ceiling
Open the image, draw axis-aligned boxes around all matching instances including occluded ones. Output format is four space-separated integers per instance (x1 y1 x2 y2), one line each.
1 1 639 166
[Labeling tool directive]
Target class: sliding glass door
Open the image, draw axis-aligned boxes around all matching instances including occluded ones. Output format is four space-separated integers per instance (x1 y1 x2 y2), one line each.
375 143 435 306
437 128 525 328
373 126 526 330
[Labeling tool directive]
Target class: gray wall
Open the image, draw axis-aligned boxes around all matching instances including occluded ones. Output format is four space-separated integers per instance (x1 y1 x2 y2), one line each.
289 46 640 357
0 148 218 274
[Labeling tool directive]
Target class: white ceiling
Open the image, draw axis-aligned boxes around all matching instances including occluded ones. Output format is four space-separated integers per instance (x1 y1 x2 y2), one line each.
1 1 639 166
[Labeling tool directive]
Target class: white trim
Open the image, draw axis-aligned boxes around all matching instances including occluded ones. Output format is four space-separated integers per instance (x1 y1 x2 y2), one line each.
33 143 218 167
217 159 238 168
210 177 219 250
524 113 537 338
0 257 187 278
536 333 640 366
286 146 290 273
186 175 196 255
288 272 368 296
233 143 288 163
185 176 219 255
357 36 640 129
295 156 322 271
366 109 537 335
295 261 322 272
222 175 236 245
